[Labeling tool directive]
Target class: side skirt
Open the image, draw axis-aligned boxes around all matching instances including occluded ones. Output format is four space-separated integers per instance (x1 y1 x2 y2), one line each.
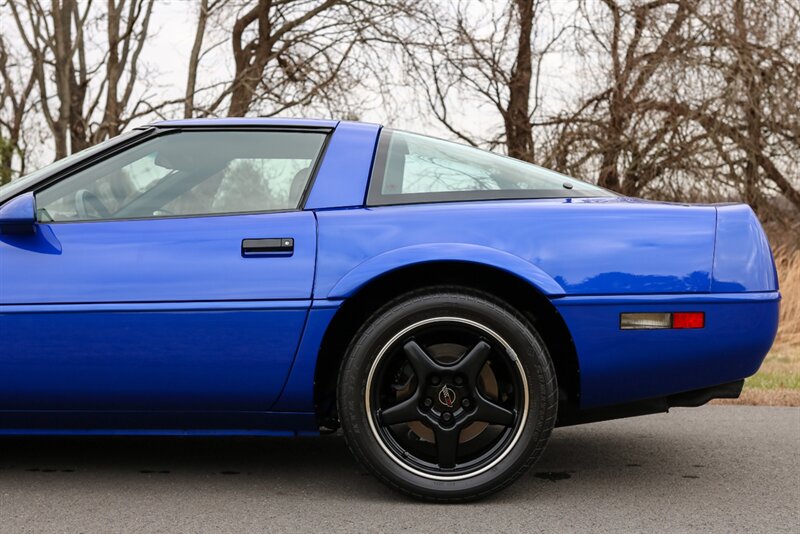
0 411 320 436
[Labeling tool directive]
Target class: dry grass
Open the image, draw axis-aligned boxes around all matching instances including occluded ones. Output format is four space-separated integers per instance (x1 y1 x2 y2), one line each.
714 387 800 406
774 246 800 347
712 249 800 406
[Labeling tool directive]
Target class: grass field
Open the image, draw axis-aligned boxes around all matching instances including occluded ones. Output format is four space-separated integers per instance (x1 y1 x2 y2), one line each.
714 247 800 407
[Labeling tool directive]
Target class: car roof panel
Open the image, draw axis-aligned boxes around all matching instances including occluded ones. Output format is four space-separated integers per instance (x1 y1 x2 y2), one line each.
151 117 340 129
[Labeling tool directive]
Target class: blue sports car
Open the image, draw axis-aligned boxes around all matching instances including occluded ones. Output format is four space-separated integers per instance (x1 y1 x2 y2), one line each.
0 118 779 501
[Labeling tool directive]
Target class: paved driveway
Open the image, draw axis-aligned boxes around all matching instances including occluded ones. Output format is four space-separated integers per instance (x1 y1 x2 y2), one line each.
0 406 797 533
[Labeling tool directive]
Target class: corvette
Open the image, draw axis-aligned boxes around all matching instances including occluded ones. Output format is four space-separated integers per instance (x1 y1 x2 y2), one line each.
0 118 779 501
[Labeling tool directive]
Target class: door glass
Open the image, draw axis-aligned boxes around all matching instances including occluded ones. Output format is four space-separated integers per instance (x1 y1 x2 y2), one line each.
35 131 327 222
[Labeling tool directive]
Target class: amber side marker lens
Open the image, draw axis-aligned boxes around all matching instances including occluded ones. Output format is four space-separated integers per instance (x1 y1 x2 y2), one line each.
620 312 705 330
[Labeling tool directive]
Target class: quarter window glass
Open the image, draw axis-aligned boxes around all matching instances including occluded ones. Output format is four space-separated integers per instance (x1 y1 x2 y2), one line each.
35 131 326 222
369 130 612 204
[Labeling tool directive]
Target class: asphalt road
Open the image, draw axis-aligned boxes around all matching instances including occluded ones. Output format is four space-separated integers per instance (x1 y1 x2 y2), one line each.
0 406 797 533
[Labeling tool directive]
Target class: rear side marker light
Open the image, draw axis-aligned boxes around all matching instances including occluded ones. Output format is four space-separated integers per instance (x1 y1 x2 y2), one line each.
672 312 705 329
620 312 704 330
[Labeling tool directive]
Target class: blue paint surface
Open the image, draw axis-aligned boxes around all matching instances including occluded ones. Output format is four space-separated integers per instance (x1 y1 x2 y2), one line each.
315 198 718 297
554 292 779 407
712 204 779 292
304 121 381 210
0 192 36 224
0 118 780 434
1 211 317 304
0 303 309 411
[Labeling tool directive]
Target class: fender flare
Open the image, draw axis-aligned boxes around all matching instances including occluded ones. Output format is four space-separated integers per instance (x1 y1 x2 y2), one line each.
326 243 565 299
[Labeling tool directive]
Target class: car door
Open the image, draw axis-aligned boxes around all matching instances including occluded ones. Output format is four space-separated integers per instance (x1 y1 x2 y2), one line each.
0 128 326 420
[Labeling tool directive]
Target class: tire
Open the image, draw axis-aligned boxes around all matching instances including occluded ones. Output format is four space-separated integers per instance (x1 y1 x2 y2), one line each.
337 287 558 502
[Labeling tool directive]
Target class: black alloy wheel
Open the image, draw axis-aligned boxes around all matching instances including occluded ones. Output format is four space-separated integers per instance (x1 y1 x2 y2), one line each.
338 288 558 502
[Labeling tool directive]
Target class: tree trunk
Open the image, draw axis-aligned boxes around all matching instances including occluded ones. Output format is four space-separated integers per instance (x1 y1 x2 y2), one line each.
505 0 534 162
102 0 122 138
52 0 74 158
227 0 269 117
734 0 761 209
0 140 14 186
185 0 210 118
227 66 260 117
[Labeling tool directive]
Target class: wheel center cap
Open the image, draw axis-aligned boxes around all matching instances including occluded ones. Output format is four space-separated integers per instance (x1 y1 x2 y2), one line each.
438 385 456 408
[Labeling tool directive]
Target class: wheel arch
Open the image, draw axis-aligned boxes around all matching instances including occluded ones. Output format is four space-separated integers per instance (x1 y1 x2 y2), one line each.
313 259 580 428
325 243 566 299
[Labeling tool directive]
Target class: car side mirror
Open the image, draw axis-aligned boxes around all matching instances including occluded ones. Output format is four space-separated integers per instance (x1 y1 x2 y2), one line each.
0 192 37 235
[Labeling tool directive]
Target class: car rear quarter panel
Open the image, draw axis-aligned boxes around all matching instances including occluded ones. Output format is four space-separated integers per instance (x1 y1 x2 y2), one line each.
712 204 778 292
315 199 718 299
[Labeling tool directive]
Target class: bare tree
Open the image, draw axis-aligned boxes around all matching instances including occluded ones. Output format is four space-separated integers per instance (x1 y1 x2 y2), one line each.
556 0 800 215
0 36 37 184
186 0 414 119
537 0 799 215
397 0 798 219
97 0 156 140
676 0 800 213
185 0 227 118
7 0 158 158
396 0 567 162
540 0 697 196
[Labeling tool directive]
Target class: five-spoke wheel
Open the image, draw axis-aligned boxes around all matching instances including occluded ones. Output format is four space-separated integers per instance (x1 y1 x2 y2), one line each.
338 289 557 501
368 320 526 476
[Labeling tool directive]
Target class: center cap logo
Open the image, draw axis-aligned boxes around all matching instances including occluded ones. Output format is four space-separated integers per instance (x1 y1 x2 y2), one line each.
438 385 456 408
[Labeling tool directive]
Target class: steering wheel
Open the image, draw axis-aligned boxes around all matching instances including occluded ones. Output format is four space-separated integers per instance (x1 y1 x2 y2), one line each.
74 189 111 219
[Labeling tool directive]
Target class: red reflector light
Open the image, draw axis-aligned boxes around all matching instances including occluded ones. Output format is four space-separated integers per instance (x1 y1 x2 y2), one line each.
672 312 705 329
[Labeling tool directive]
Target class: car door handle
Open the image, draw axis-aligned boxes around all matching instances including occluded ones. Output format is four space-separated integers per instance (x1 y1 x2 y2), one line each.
242 238 294 257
